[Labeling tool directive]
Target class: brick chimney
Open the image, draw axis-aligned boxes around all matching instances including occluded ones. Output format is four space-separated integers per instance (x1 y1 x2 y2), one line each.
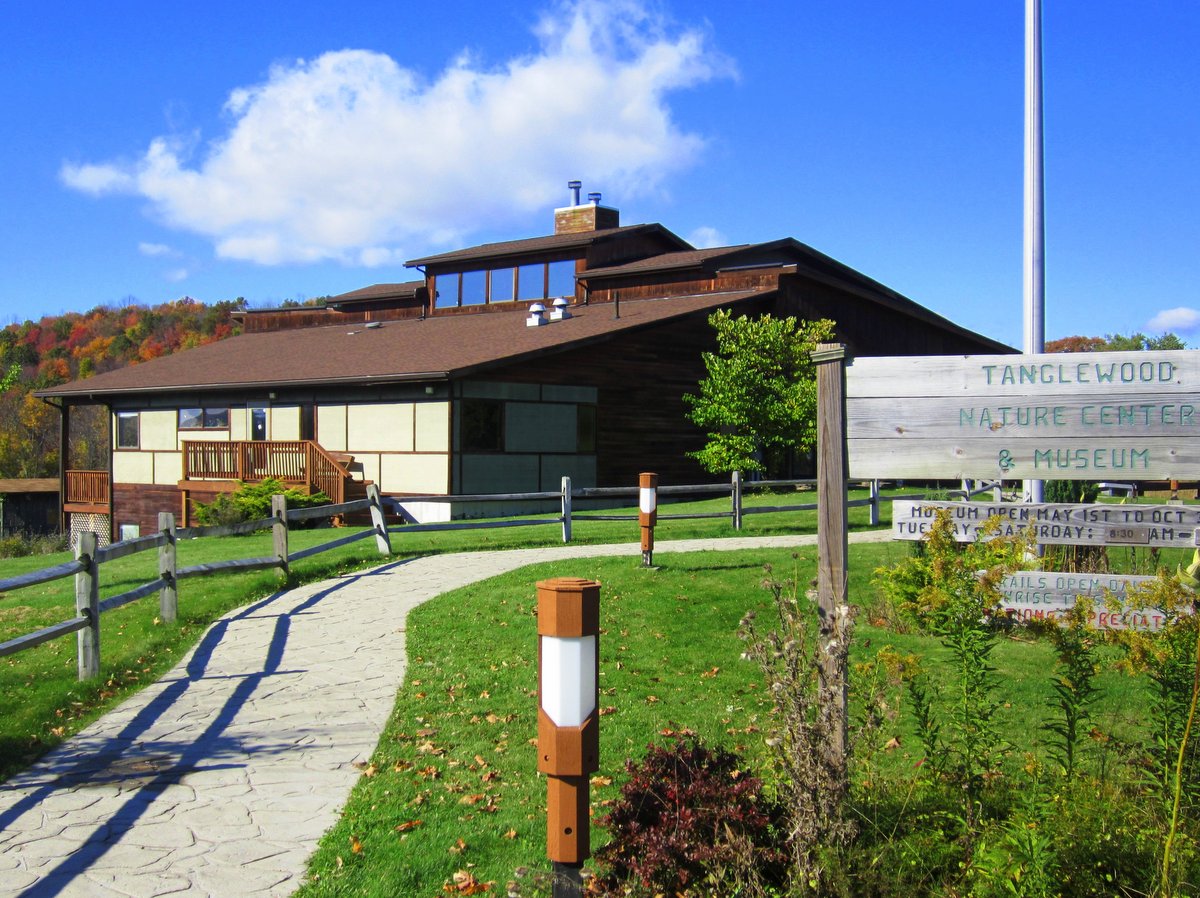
554 182 619 234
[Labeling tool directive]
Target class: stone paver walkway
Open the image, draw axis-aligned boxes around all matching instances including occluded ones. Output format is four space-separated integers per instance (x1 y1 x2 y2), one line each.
0 532 891 897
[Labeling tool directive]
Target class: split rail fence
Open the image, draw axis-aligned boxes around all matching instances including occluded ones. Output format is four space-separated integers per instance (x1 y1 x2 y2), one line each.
0 485 390 680
0 474 899 682
395 473 888 541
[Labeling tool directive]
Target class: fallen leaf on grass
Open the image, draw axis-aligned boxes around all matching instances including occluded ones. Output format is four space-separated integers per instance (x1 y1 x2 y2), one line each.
503 828 518 840
395 820 424 833
349 835 363 854
449 838 467 854
659 727 696 738
590 775 613 787
445 870 493 894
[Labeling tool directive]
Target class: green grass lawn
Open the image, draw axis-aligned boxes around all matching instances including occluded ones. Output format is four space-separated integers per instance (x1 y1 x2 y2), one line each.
291 542 1168 897
0 485 891 782
2 489 1193 896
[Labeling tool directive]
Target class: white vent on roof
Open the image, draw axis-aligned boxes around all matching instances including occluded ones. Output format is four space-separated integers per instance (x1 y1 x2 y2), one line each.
526 302 547 327
549 297 572 321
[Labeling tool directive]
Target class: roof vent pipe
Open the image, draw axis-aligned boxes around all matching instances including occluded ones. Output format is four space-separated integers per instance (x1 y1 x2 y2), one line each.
568 180 582 206
587 192 601 205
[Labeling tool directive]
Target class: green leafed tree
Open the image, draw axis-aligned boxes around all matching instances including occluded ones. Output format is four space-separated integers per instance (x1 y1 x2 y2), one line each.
684 310 835 475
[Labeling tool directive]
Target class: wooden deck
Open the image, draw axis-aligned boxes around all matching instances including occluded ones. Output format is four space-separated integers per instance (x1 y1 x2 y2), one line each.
66 441 369 526
64 470 110 515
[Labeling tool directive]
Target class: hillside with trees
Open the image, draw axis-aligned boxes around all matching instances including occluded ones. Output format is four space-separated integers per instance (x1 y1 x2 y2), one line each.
1046 332 1186 353
0 298 245 479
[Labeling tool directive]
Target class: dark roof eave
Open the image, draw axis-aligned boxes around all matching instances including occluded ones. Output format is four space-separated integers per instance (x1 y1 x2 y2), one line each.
35 371 451 401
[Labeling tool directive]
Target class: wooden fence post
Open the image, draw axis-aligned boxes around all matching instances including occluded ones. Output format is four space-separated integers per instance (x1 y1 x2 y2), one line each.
158 512 177 623
561 476 572 544
869 479 880 526
367 484 392 556
75 530 100 681
272 494 289 580
731 470 743 530
814 343 849 768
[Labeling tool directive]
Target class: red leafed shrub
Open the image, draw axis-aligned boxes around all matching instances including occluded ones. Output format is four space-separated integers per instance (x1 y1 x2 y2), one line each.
591 737 787 897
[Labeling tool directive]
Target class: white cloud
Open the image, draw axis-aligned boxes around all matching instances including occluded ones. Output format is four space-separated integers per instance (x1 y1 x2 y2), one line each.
164 267 190 283
59 0 732 267
60 162 136 195
138 242 174 257
687 226 726 248
1147 307 1200 334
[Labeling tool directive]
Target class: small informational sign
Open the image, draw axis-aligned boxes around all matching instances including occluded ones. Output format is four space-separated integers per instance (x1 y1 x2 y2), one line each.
847 350 1200 480
998 571 1174 631
893 500 1200 549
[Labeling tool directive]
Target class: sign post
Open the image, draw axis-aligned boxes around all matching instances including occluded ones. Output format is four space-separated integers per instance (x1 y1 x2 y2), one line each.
813 343 850 769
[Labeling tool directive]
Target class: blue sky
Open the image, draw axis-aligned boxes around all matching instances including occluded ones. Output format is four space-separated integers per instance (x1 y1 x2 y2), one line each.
2 0 1196 349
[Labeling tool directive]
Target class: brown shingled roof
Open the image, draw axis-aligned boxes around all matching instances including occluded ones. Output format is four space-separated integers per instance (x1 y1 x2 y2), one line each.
406 224 691 268
38 290 771 399
326 281 424 305
580 245 754 279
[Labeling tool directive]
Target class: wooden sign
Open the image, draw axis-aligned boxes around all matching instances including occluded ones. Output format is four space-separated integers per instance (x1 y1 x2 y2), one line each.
893 500 1200 549
998 571 1173 631
846 350 1200 479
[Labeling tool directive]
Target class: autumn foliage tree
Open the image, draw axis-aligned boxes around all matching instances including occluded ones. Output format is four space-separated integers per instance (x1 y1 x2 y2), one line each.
0 297 245 480
1046 332 1186 353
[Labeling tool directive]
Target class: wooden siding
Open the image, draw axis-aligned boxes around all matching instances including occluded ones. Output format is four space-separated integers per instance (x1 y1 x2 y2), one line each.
240 302 426 334
112 483 183 534
586 270 781 302
583 233 685 270
2 493 59 536
774 273 1000 356
480 302 773 486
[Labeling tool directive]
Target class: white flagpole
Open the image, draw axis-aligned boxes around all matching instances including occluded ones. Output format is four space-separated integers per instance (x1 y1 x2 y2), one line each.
1023 0 1045 504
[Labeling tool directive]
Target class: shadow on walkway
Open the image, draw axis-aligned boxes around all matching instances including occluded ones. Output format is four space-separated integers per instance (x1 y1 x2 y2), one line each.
3 558 414 898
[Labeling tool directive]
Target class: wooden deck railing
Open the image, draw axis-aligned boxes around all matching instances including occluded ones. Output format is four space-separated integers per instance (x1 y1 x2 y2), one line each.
65 470 110 507
182 441 349 504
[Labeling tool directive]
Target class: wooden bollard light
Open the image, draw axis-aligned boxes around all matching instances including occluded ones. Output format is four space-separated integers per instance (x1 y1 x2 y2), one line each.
537 577 601 897
639 472 658 567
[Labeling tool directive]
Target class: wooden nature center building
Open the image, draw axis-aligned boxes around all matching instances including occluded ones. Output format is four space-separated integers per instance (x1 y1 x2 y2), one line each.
38 185 1006 544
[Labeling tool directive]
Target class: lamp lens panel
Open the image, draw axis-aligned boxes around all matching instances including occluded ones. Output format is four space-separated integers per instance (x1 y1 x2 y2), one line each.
540 635 597 727
639 487 657 514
